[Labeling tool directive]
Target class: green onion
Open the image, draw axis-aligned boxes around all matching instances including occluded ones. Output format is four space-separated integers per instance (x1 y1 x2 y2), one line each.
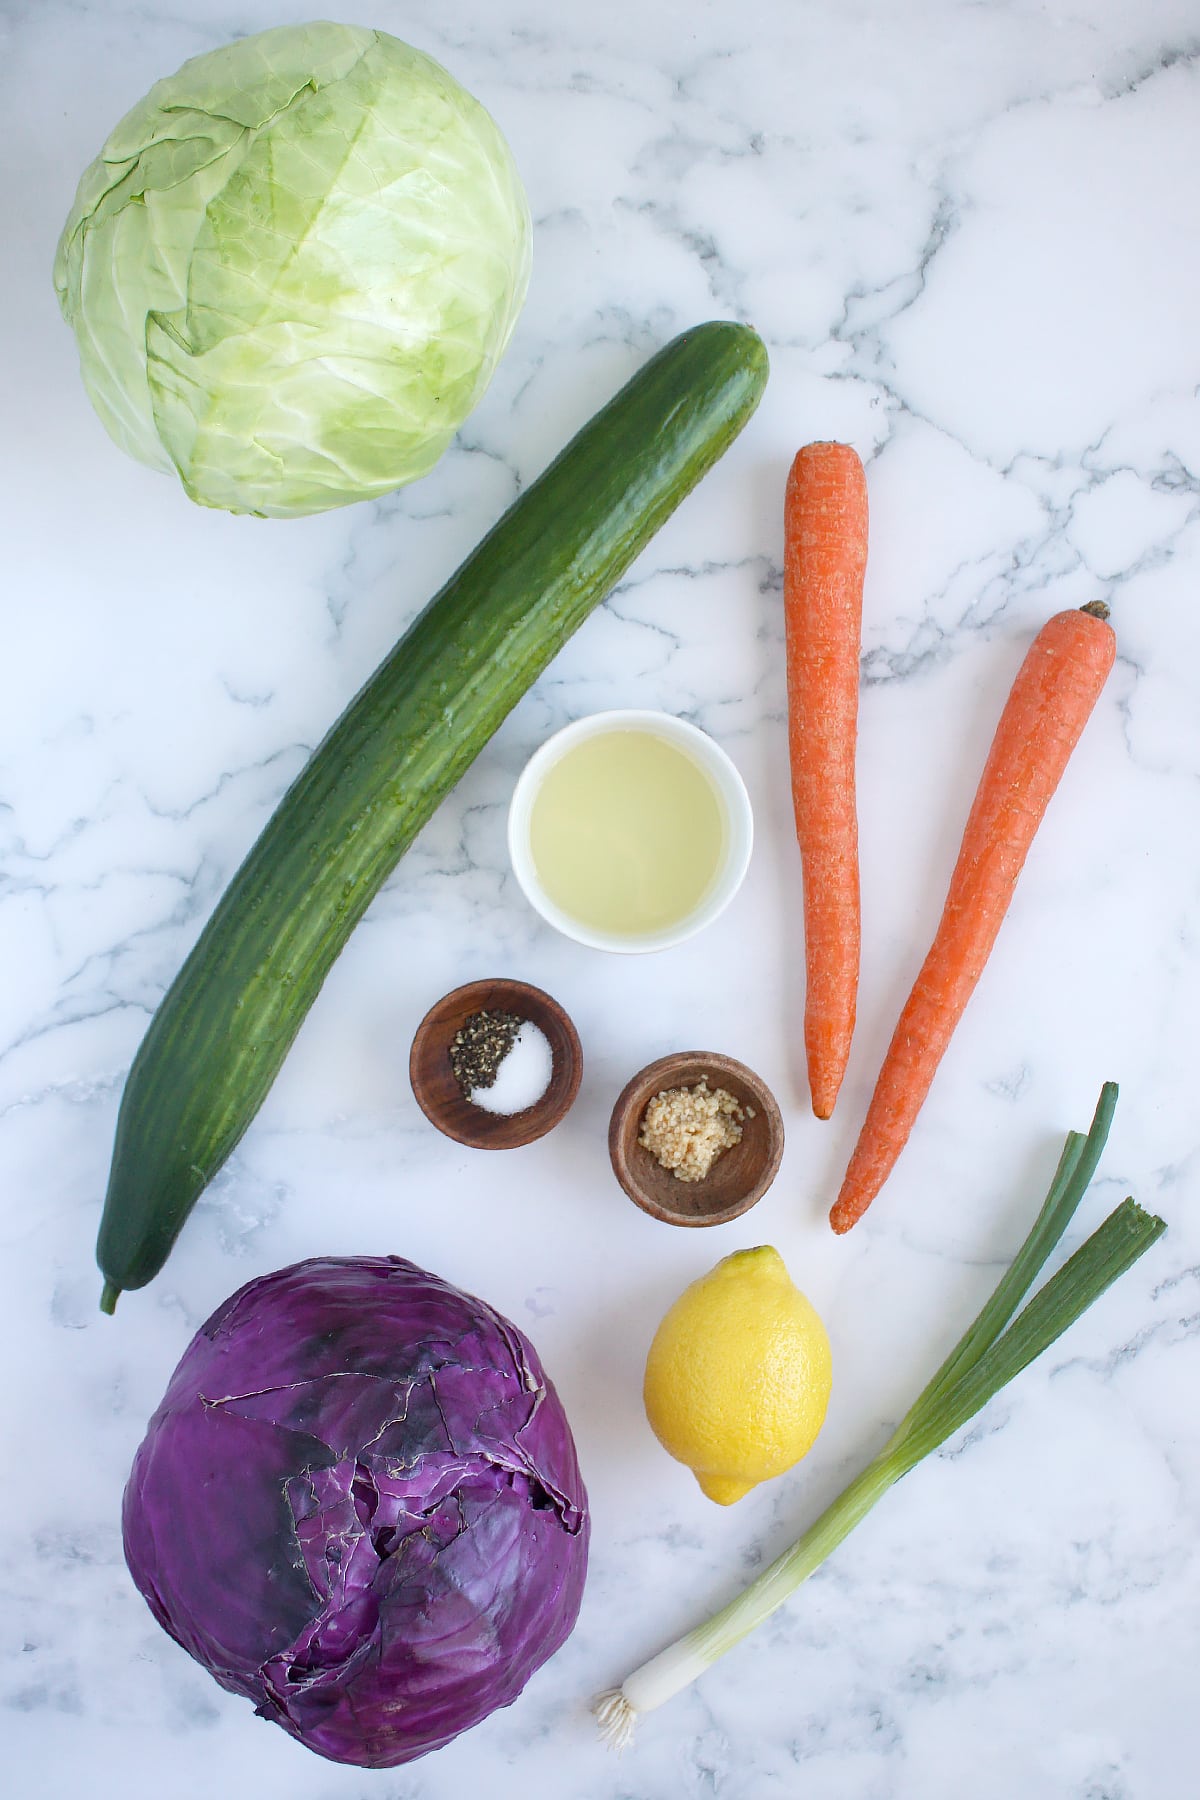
594 1083 1164 1748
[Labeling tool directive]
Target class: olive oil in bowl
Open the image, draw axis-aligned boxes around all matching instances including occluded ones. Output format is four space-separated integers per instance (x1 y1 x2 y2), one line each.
508 711 753 953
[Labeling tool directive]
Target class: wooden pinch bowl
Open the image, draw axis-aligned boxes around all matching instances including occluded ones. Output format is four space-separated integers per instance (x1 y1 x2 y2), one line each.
409 978 582 1150
608 1051 784 1226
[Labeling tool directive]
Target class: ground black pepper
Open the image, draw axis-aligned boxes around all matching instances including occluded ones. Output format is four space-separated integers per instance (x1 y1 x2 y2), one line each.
449 1009 523 1097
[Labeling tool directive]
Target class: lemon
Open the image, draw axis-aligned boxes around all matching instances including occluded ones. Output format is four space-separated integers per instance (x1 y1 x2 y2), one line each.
643 1245 832 1505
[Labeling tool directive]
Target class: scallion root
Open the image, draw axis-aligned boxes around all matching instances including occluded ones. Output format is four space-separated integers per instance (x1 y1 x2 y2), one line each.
593 1687 638 1750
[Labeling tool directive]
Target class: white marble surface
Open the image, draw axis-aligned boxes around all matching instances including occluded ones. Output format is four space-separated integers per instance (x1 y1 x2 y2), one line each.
3 1 1199 1795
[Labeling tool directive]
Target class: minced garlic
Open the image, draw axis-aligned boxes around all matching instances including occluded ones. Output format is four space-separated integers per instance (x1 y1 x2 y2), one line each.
638 1078 748 1183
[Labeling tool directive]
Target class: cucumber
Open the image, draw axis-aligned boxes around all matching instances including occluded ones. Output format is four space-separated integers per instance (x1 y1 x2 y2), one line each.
97 320 769 1310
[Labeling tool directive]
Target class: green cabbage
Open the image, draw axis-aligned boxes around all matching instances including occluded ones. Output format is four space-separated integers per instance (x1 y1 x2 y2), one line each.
53 23 531 518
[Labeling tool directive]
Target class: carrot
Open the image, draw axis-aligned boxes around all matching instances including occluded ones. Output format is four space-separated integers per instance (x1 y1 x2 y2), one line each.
830 600 1117 1234
784 441 869 1119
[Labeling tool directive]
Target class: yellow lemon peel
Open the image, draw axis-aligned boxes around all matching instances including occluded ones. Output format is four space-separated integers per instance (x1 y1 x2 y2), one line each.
643 1246 832 1505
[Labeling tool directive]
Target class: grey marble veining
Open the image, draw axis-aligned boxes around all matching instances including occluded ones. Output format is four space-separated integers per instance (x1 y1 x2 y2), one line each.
2 1 1198 1795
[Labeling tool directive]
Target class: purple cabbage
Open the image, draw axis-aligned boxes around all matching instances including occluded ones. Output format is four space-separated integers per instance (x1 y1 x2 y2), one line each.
122 1256 589 1766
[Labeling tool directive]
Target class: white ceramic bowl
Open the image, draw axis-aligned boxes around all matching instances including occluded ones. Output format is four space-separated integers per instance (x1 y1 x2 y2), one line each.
506 709 754 953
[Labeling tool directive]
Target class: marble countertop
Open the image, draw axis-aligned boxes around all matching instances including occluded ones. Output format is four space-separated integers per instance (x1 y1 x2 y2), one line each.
3 2 1198 1795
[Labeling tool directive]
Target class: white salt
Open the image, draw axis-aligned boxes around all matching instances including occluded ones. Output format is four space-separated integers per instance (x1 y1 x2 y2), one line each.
469 1021 554 1115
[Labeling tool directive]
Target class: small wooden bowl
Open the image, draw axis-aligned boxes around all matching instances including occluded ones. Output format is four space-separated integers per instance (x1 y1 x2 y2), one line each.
608 1051 784 1226
409 978 582 1150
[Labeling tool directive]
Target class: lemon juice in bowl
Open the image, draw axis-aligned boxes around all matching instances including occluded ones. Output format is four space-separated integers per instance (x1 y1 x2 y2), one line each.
507 710 753 952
